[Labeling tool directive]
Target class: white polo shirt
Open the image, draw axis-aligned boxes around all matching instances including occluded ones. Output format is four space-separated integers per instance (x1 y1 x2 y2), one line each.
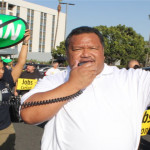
21 64 150 150
45 67 60 76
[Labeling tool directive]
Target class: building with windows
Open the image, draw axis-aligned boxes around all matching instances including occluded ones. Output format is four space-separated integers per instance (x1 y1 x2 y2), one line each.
0 0 66 61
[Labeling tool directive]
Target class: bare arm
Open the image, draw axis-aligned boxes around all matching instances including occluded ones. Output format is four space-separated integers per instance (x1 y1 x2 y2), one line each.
20 61 97 124
14 82 18 96
11 29 30 82
21 81 79 124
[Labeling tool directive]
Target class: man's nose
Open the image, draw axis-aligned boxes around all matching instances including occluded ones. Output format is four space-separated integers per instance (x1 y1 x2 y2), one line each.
81 48 90 57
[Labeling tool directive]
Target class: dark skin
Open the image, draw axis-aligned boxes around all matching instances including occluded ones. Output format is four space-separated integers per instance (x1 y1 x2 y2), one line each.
20 33 105 124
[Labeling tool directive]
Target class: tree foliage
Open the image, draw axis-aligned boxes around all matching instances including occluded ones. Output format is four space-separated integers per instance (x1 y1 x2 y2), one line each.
52 41 66 58
95 24 148 66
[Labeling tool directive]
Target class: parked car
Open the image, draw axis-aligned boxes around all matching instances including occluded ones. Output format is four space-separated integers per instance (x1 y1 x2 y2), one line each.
142 67 150 71
39 66 52 76
58 67 67 72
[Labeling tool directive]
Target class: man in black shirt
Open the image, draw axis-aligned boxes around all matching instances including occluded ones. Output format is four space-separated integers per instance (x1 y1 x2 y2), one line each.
14 62 43 96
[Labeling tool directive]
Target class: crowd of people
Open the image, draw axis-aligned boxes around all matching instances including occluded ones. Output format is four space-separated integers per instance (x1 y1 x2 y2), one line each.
1 26 150 150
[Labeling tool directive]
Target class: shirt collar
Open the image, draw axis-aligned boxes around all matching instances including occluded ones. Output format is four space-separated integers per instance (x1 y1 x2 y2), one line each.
65 63 114 80
96 63 114 78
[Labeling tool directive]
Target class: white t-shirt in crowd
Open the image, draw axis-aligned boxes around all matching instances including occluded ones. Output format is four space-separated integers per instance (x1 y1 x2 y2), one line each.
45 67 60 76
21 64 150 150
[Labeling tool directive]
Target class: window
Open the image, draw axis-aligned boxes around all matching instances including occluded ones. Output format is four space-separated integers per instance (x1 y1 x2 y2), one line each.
8 4 14 10
16 6 20 17
39 12 47 53
0 2 6 14
27 9 34 52
51 15 55 48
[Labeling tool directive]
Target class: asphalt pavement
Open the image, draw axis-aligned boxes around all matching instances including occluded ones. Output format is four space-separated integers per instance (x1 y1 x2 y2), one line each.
13 122 44 150
13 122 150 150
139 132 150 150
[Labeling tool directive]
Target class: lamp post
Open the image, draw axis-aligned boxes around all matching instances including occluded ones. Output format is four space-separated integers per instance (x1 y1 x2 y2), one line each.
60 2 75 39
52 0 62 64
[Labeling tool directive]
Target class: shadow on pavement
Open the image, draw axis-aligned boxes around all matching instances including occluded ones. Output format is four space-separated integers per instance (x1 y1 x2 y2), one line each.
0 133 15 150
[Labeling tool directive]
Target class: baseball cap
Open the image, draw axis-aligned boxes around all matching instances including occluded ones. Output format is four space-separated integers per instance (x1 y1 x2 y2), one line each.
1 56 12 63
28 62 36 67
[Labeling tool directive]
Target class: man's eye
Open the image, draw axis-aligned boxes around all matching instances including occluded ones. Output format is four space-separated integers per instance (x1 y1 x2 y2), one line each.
72 48 81 51
90 47 97 50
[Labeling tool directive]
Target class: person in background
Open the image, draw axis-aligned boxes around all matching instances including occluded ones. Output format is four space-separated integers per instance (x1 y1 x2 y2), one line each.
127 59 140 69
14 62 43 96
20 26 150 150
1 57 13 71
0 29 30 150
45 61 60 76
128 59 150 149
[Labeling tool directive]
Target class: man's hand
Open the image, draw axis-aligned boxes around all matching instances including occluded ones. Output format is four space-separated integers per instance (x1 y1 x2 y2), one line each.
68 60 97 91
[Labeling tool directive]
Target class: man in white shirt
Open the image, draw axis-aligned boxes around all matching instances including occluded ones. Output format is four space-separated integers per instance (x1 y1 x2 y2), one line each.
20 26 150 150
45 61 60 76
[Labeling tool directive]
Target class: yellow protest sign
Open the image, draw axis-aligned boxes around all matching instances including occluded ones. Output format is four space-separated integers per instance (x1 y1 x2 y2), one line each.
17 78 38 90
141 109 150 136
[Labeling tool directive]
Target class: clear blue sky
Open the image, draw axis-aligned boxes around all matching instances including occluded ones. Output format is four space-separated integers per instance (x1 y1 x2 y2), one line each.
25 0 150 41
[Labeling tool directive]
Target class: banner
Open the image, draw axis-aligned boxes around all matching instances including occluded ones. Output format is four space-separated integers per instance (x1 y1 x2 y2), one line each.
17 78 38 90
141 109 150 136
0 14 28 49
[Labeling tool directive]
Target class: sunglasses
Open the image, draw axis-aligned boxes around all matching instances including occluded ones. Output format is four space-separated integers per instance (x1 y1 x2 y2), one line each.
133 65 140 69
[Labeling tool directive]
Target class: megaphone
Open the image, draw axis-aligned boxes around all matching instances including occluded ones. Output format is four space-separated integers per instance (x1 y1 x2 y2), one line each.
0 14 28 49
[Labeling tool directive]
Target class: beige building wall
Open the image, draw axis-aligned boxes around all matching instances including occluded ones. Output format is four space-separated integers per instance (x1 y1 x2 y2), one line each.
0 0 66 61
45 14 52 53
56 13 66 47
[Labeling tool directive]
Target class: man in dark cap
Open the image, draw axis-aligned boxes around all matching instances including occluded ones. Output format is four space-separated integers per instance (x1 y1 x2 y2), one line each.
14 62 43 96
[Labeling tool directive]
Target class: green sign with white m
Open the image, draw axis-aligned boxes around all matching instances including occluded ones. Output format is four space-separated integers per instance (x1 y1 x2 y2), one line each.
0 14 28 49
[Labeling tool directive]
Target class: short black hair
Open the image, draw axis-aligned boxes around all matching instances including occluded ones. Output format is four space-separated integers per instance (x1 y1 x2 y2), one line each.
53 61 59 64
65 26 104 52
